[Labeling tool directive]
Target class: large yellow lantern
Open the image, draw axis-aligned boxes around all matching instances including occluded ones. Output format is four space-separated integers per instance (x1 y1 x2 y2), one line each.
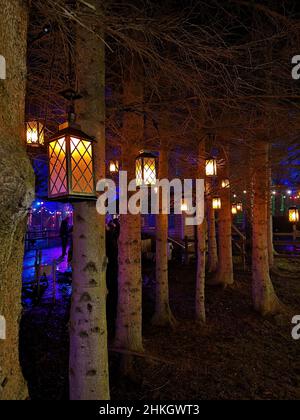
136 151 157 187
205 157 217 177
212 197 222 210
289 207 299 223
46 122 96 201
26 121 45 147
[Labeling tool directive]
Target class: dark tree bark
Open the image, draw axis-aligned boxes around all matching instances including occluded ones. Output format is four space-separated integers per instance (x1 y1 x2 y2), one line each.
115 59 144 354
252 141 281 315
210 155 234 287
152 148 176 327
0 0 34 400
195 140 206 323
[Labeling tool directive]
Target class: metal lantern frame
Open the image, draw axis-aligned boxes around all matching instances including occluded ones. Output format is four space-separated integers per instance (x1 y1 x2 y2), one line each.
26 120 45 147
46 122 96 201
136 150 157 187
289 206 299 223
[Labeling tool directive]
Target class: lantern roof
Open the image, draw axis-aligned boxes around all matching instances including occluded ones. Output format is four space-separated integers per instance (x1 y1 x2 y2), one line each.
137 150 157 159
47 121 95 143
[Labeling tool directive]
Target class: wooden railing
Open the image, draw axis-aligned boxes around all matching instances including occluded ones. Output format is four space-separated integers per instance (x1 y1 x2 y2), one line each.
274 226 300 244
25 229 60 250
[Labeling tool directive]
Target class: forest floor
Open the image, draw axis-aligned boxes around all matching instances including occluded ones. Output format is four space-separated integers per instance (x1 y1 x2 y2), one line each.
20 256 300 400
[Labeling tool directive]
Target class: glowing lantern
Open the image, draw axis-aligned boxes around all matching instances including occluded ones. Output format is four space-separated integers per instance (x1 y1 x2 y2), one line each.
221 179 230 189
236 202 243 212
136 151 157 187
205 158 217 177
109 160 119 173
26 121 45 146
46 122 96 201
232 204 238 215
212 197 222 210
289 207 299 223
181 200 188 212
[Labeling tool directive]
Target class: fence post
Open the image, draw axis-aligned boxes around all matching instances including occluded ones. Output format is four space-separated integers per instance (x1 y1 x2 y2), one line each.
293 224 297 242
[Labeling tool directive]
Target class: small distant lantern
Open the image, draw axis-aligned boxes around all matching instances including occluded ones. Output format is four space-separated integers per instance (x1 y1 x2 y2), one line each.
205 157 217 177
46 122 96 201
221 179 230 189
26 121 45 147
232 204 238 215
181 200 188 212
289 207 299 223
136 151 157 187
236 202 243 212
212 197 222 210
109 160 119 174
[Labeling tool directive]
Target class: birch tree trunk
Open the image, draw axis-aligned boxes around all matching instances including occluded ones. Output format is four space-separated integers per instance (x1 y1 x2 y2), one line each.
211 165 234 286
206 181 218 273
69 12 110 400
114 59 144 352
115 146 143 352
195 141 206 323
0 0 34 400
252 141 281 315
267 165 275 268
152 148 176 327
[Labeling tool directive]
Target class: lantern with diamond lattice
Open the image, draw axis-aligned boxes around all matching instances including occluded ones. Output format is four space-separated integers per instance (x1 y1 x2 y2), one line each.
26 121 45 147
136 151 157 187
46 122 96 201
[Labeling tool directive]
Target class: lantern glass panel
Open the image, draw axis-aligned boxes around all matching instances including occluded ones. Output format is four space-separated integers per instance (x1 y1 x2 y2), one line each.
136 158 143 186
70 137 94 194
26 121 44 146
143 157 156 186
206 159 217 177
48 137 68 196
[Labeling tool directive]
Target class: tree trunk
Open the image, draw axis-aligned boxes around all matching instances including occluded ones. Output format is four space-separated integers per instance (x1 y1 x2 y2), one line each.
267 165 275 268
0 0 35 400
211 165 234 286
114 56 144 354
252 141 281 315
115 146 143 352
195 141 206 323
206 181 218 273
69 13 110 400
152 149 176 327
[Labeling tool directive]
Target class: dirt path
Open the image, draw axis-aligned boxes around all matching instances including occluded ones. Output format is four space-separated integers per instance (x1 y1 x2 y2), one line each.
21 258 300 400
